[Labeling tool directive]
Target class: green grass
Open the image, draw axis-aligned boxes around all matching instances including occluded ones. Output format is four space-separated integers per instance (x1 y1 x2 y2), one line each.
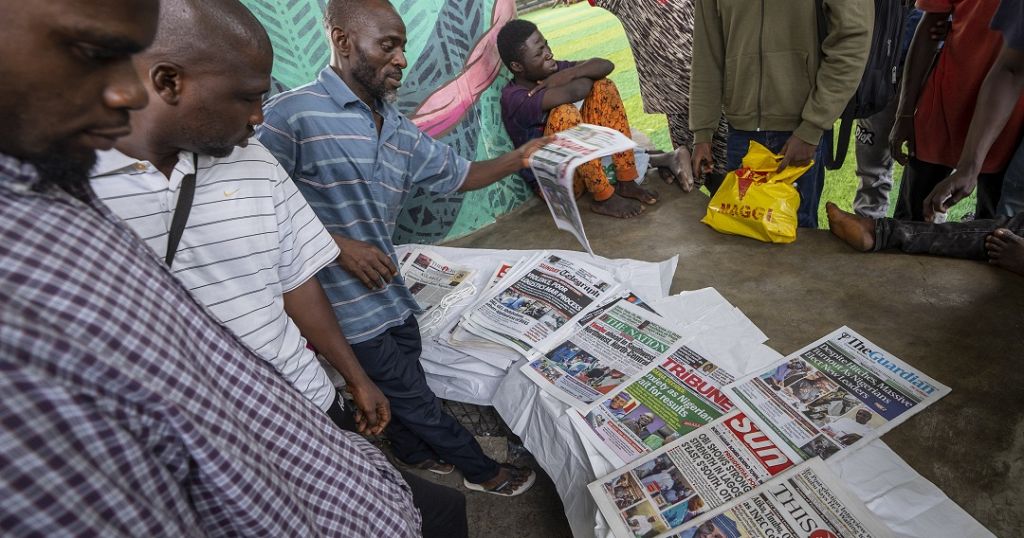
523 2 975 227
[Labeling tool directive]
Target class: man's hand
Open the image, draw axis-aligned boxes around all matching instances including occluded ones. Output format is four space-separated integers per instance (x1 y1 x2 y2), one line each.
923 169 977 221
776 135 817 172
889 116 915 166
348 380 391 435
331 234 397 290
691 142 714 184
517 135 555 169
528 69 579 97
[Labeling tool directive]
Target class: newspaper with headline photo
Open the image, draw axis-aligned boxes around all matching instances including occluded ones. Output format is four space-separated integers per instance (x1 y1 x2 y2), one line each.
725 327 950 463
590 410 798 538
529 123 637 254
521 300 685 411
461 253 617 357
399 248 476 332
570 345 738 467
664 458 894 538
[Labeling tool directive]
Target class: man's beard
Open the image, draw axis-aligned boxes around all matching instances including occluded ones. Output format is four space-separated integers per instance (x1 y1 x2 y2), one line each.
352 47 398 104
31 144 96 191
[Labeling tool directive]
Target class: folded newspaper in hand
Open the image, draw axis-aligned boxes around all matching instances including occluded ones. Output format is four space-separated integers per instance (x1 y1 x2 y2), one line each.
529 123 637 254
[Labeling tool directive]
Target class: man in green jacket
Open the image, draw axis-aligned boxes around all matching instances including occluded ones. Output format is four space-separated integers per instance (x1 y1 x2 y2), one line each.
689 0 873 228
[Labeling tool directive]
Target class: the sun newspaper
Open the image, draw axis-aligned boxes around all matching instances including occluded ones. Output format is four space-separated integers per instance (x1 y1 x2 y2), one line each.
666 458 894 538
590 410 798 538
570 345 738 467
529 124 637 254
521 300 685 411
725 327 950 463
460 253 618 357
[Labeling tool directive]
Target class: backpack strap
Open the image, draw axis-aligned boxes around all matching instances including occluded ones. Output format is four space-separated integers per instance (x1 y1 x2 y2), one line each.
165 153 199 267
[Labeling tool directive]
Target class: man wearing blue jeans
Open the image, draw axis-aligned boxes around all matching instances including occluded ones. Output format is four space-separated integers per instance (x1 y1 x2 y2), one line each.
689 0 873 228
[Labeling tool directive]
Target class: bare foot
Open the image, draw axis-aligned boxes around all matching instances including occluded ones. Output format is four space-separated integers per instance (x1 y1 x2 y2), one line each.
592 192 644 218
670 146 694 192
616 180 658 205
825 202 876 252
984 228 1024 276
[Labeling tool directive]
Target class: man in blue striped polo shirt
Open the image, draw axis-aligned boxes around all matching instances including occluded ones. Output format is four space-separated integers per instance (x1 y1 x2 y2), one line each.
258 0 547 497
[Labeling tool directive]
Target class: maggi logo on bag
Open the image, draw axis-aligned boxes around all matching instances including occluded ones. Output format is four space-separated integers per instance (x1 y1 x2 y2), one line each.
701 141 812 244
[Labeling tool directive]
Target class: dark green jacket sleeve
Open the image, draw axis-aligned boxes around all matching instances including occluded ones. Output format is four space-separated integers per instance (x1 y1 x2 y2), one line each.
689 0 726 144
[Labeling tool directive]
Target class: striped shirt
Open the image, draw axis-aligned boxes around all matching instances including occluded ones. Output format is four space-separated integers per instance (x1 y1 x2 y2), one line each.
258 67 470 344
0 152 420 536
90 141 339 410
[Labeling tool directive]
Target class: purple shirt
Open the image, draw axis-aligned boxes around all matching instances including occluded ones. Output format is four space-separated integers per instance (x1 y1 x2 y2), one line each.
500 60 577 187
0 153 421 536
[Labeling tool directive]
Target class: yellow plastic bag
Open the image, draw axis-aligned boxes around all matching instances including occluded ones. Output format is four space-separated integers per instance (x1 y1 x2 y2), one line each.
701 140 813 244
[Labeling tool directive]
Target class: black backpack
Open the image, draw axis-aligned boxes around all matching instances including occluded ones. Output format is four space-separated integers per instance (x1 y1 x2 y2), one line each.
817 0 909 169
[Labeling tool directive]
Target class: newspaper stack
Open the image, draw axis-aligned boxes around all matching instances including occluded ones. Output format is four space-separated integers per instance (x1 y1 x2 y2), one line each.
399 248 477 335
588 327 950 537
453 252 620 366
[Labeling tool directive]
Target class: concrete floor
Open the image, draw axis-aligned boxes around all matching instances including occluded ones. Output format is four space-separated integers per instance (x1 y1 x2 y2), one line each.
439 183 1024 537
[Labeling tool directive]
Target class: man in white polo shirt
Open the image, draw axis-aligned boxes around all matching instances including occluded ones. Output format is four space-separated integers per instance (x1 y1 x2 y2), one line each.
88 2 469 536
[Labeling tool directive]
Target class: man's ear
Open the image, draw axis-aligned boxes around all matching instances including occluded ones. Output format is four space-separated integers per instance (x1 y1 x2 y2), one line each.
509 60 524 75
330 26 352 58
150 62 184 105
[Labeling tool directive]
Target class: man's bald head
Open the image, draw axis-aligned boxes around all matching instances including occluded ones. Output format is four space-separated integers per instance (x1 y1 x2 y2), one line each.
143 0 272 70
117 0 273 161
325 0 401 33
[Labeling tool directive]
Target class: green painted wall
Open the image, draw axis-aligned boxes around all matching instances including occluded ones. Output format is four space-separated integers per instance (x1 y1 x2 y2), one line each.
241 0 529 244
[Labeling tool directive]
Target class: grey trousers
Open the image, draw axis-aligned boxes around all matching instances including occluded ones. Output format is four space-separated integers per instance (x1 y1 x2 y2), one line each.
853 99 898 219
875 213 1024 259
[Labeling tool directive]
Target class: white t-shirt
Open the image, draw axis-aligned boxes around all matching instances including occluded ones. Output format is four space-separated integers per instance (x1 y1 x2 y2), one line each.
91 140 340 410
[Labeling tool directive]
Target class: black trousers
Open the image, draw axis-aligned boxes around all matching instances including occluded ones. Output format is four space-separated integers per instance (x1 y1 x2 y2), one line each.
894 158 1005 221
327 394 469 538
875 213 1024 258
350 316 500 484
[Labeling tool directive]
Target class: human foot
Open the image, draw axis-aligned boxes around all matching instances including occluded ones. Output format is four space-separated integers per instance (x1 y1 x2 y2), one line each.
985 228 1024 276
825 202 876 252
465 464 536 497
591 193 644 218
616 180 658 205
669 146 694 191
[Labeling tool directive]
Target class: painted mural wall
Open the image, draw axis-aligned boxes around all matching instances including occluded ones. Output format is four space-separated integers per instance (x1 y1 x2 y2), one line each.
240 0 530 244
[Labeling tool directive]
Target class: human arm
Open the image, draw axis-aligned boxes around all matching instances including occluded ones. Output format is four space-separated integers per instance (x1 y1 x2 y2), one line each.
689 0 726 178
458 136 553 192
283 278 390 435
889 11 948 165
923 45 1024 219
531 59 615 104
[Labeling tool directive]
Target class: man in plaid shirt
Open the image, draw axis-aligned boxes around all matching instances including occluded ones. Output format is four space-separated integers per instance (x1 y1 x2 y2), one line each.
0 0 427 535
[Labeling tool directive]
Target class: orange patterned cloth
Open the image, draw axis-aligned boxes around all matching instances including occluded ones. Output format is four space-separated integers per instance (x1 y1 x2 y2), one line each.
543 79 638 201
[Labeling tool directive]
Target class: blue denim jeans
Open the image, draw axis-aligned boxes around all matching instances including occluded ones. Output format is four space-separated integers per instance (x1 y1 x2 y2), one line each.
708 129 826 228
997 138 1024 218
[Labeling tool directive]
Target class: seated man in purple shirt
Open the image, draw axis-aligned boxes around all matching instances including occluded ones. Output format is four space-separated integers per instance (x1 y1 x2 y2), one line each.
496 19 690 219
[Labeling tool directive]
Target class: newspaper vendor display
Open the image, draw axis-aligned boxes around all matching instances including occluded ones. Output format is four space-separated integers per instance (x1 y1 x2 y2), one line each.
571 345 738 466
672 458 894 538
522 300 685 411
529 123 637 254
399 248 476 332
726 327 950 462
460 253 617 356
590 411 796 537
